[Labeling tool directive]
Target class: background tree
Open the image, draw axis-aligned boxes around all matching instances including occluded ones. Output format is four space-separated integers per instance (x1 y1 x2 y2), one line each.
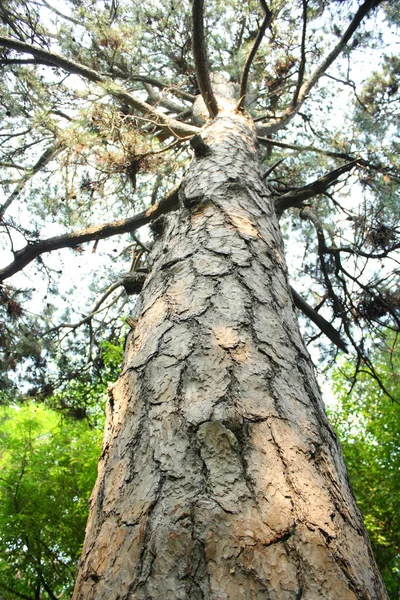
0 0 399 598
0 341 121 600
329 336 400 600
0 404 101 599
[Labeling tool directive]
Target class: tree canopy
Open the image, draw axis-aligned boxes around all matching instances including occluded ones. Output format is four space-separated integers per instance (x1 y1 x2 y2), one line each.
0 0 399 398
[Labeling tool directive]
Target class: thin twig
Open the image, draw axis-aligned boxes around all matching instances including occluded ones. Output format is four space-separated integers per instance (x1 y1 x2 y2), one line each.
257 136 357 161
263 157 285 180
131 233 150 253
40 0 81 25
110 70 196 102
0 143 63 220
55 285 124 330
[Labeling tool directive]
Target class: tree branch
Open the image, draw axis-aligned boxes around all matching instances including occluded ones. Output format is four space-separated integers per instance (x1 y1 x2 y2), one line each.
291 0 308 106
0 583 34 600
37 571 58 600
0 161 28 170
54 283 125 330
0 35 106 81
192 0 219 118
111 70 196 102
0 36 199 139
297 205 366 364
40 0 81 25
0 143 63 220
0 185 180 282
237 0 272 111
323 242 400 260
256 0 382 134
258 136 394 180
144 84 188 116
263 157 285 180
275 160 359 216
257 136 356 160
0 58 47 65
290 285 348 353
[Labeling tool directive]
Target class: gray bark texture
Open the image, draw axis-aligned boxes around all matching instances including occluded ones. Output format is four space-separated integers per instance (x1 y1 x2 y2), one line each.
72 107 388 600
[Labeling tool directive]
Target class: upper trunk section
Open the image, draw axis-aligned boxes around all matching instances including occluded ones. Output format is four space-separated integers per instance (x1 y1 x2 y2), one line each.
72 107 388 600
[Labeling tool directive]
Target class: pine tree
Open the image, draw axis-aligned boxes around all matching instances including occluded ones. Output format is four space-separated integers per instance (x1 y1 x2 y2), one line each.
0 0 399 597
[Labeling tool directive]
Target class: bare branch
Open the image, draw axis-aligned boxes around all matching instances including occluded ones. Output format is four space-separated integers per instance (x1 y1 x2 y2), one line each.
0 185 180 282
144 84 187 116
111 70 196 102
257 0 382 134
0 161 28 170
192 0 219 118
324 243 400 260
292 0 308 106
0 36 199 139
298 206 362 344
299 0 383 105
258 136 395 180
257 135 356 160
263 157 285 180
37 571 59 600
355 362 397 403
275 160 359 216
55 282 124 330
131 232 150 253
290 285 348 353
237 0 272 111
0 2 23 38
0 35 105 81
40 0 81 25
0 58 45 65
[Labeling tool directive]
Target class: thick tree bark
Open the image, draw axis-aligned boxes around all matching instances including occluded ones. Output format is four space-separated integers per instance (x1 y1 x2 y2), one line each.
72 107 388 599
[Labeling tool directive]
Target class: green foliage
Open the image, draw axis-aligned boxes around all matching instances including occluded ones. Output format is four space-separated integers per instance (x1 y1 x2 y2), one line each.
0 403 103 599
0 340 122 597
47 338 124 425
329 340 400 598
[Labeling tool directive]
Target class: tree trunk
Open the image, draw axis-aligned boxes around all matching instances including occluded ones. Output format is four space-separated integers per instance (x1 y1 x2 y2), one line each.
72 108 388 600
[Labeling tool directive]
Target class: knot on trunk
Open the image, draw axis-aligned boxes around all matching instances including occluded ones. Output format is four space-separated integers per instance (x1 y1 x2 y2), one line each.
190 133 212 157
121 271 146 295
